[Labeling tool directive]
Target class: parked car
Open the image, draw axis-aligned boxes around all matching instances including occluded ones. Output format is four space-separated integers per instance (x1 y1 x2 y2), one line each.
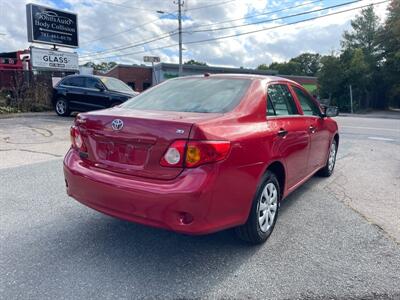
64 74 339 244
53 75 138 116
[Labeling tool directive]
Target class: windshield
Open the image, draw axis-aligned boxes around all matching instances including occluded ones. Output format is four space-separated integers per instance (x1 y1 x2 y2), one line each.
100 77 134 93
121 78 250 113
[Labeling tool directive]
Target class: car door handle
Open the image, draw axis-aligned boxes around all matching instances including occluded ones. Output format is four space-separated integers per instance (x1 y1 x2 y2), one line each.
277 129 288 137
309 125 316 133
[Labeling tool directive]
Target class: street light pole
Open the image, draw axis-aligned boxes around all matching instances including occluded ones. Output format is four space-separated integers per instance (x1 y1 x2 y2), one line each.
177 0 183 76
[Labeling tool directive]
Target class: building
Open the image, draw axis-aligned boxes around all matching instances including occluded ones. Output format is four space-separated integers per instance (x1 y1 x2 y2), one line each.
104 64 152 92
104 63 318 93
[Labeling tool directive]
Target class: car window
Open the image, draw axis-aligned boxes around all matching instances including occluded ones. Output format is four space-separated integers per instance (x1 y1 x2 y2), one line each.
67 77 85 88
292 86 321 116
122 78 251 113
100 77 133 93
86 77 100 89
60 78 71 86
266 84 299 116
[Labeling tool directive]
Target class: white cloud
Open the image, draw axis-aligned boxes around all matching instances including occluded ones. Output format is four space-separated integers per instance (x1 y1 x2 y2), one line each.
0 0 390 68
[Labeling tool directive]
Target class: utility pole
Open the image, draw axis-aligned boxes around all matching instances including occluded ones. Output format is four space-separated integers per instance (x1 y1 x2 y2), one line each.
177 0 183 76
349 84 354 114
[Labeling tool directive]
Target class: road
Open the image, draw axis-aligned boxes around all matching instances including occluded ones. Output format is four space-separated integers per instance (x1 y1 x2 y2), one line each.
1 113 400 299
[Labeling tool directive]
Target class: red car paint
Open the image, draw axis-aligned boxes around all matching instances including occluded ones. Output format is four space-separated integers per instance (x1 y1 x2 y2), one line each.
64 75 338 235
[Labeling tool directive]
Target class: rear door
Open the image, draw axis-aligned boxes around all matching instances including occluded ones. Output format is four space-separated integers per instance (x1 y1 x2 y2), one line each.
62 76 89 111
290 85 330 173
266 83 310 188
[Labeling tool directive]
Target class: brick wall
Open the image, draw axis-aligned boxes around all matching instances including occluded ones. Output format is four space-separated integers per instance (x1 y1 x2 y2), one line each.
104 66 152 92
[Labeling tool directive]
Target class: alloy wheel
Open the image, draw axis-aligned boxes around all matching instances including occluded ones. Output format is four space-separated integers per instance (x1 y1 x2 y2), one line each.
56 99 66 115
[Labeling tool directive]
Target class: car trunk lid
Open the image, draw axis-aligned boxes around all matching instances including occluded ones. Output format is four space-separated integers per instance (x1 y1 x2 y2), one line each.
77 108 222 180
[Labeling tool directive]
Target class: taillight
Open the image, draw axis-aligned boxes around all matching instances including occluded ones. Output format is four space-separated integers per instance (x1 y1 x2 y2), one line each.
70 126 86 152
160 140 186 167
160 140 231 168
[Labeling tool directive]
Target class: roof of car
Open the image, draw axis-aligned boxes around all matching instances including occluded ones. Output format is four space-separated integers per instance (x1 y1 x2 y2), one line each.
172 73 300 84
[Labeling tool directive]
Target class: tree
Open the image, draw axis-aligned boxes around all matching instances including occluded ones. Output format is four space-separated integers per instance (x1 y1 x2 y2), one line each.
342 5 381 61
83 61 117 73
341 5 382 109
380 0 400 108
184 59 207 66
257 53 321 76
318 55 343 102
290 53 321 76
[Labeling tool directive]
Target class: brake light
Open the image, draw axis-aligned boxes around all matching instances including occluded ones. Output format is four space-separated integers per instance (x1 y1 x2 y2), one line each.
186 141 231 167
70 126 86 151
160 140 231 168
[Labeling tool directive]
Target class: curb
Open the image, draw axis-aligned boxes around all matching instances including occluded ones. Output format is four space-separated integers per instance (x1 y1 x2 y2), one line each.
0 111 56 119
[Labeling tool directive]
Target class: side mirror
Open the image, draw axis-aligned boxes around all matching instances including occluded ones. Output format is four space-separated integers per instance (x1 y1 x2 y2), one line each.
95 82 105 91
322 106 339 118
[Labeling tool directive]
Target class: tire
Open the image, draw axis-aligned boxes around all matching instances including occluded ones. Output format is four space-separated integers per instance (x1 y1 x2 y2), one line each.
55 98 70 116
317 139 337 177
235 171 280 244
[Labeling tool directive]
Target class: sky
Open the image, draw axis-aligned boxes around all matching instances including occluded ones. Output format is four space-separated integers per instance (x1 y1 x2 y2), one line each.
0 0 390 68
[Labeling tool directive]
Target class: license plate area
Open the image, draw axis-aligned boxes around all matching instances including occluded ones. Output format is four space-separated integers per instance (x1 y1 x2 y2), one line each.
97 141 147 165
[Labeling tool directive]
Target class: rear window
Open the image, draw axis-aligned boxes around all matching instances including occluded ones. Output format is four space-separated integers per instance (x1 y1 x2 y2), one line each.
121 78 251 113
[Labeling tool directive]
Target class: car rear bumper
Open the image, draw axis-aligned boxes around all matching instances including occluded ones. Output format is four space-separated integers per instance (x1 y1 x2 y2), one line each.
63 149 238 235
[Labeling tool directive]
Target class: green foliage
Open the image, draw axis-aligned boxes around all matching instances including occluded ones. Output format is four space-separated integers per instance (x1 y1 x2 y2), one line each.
317 4 400 111
257 53 321 76
83 61 117 73
379 0 400 107
184 59 207 66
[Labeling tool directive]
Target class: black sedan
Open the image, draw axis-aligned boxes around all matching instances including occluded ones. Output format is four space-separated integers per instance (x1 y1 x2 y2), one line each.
53 75 139 116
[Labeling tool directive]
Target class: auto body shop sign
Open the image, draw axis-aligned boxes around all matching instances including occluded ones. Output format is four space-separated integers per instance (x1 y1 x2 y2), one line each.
30 48 79 71
26 3 78 48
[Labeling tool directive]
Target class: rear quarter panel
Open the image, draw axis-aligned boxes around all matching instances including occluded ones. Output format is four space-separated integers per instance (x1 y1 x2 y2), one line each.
189 79 287 224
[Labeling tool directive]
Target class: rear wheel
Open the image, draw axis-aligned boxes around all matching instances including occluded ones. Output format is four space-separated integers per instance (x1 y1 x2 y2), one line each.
317 139 337 177
235 171 280 244
55 98 70 116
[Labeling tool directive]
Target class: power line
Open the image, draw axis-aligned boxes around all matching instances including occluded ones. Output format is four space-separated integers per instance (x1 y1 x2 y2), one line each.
79 0 388 63
80 0 318 55
80 10 178 46
187 0 361 33
90 0 166 12
184 0 236 11
79 0 361 60
183 0 323 31
79 31 178 58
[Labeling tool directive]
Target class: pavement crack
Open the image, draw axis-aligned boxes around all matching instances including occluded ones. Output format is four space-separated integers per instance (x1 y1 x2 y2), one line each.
27 126 53 137
1 148 63 158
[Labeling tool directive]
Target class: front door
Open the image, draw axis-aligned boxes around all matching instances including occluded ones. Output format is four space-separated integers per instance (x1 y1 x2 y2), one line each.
266 83 310 189
291 85 330 173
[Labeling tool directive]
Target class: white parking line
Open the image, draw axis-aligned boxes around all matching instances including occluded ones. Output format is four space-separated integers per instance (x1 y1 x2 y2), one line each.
341 125 400 132
368 136 395 142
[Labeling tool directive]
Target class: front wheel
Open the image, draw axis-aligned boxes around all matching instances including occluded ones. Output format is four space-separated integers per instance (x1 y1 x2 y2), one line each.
317 139 337 177
55 98 70 116
235 171 280 244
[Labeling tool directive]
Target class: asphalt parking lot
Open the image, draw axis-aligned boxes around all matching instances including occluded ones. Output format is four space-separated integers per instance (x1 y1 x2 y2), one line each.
1 113 400 299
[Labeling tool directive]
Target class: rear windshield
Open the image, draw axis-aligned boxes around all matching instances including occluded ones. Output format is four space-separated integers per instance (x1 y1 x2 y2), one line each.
121 78 251 113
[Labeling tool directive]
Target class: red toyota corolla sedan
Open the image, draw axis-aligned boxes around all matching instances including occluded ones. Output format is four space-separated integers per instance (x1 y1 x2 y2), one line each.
64 74 339 244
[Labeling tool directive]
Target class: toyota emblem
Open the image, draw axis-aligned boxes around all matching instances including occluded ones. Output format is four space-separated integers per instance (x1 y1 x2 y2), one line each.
111 119 124 131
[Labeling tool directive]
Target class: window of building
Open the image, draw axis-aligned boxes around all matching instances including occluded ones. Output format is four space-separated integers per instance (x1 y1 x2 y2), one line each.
127 82 135 91
143 82 151 90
